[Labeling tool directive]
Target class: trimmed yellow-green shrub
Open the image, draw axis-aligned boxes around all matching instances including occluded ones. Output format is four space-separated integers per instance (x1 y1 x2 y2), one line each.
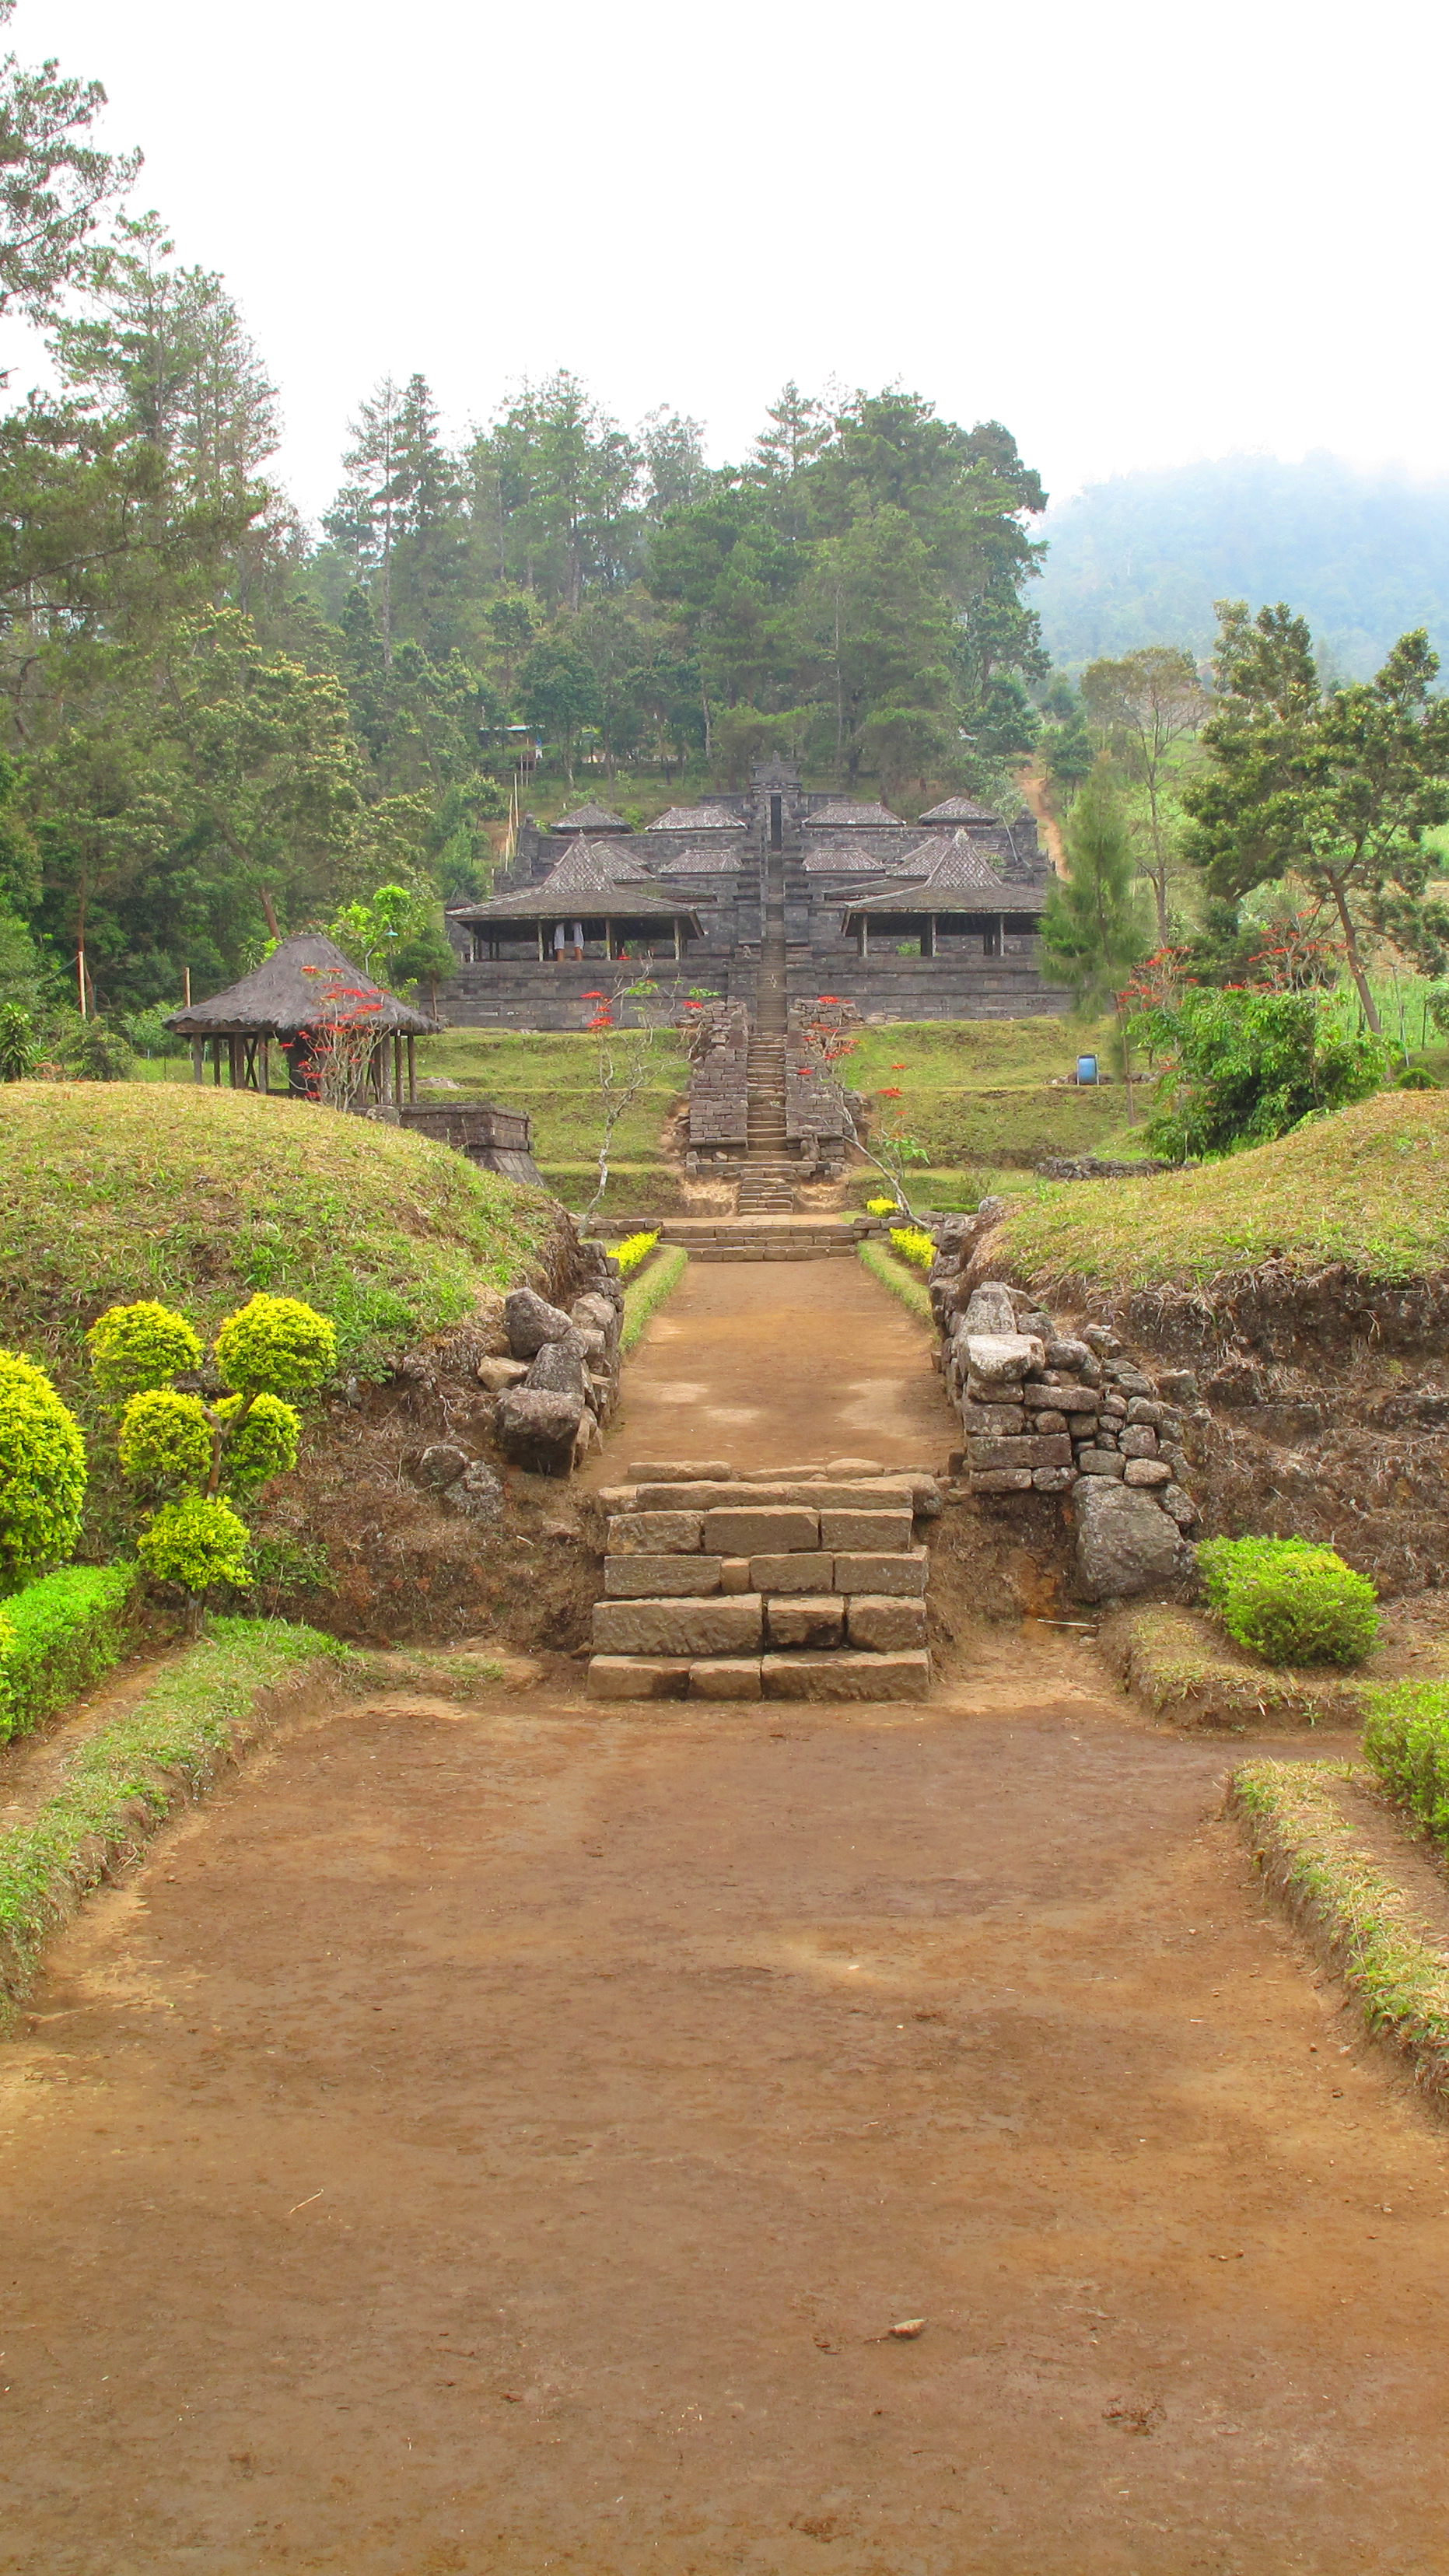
0 1563 138 1742
866 1195 903 1218
888 1226 936 1273
0 1350 88 1587
214 1391 300 1493
1198 1535 1380 1668
138 1496 253 1598
213 1294 337 1397
116 1389 215 1496
86 1301 204 1406
612 1230 660 1279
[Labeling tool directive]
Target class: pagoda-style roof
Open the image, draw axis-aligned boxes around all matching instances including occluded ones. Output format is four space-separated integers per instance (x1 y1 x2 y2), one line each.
918 794 1003 825
842 831 1047 914
166 933 438 1038
548 800 632 834
650 841 743 873
646 804 744 832
804 798 901 828
453 838 703 928
801 841 916 876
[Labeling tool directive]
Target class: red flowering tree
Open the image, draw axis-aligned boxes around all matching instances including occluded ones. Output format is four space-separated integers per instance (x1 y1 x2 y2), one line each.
299 966 387 1108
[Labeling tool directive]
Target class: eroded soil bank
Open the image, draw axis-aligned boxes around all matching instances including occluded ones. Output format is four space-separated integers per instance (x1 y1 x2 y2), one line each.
2 1653 1448 2575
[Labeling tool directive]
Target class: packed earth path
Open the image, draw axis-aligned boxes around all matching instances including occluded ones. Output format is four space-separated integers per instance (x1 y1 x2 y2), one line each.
3 1262 1449 2573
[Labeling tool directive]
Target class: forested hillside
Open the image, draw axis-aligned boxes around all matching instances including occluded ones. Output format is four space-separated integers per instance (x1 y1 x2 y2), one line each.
1038 454 1449 679
0 5 1053 1039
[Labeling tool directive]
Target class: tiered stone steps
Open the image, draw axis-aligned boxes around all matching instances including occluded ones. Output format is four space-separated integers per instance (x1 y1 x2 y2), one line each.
604 1216 884 1261
587 1463 936 1702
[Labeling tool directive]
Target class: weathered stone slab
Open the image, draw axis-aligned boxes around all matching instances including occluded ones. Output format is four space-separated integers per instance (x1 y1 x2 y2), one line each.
819 1509 914 1551
1033 1465 1076 1493
688 1657 762 1700
1119 1425 1159 1458
970 1468 1033 1493
846 1595 928 1651
1123 1458 1173 1486
961 1402 1027 1437
476 1356 530 1391
505 1286 575 1358
963 1332 1045 1386
604 1554 725 1598
492 1387 583 1475
586 1655 691 1701
607 1510 703 1554
1074 1451 1125 1479
751 1550 836 1594
761 1650 930 1703
1073 1479 1181 1600
626 1459 732 1482
592 1594 764 1656
961 1283 1018 1335
766 1595 845 1648
719 1557 753 1593
964 1434 1072 1472
831 1548 929 1596
1021 1382 1100 1413
703 1505 820 1556
633 1480 913 1514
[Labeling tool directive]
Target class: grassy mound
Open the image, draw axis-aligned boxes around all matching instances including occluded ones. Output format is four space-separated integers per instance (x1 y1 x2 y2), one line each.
0 1083 558 1391
845 1019 1129 1168
1003 1094 1449 1293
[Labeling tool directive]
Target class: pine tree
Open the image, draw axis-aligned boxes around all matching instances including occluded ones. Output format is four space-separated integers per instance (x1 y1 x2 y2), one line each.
1041 765 1150 1010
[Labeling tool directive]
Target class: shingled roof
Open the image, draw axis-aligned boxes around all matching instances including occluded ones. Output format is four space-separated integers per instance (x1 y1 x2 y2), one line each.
166 933 438 1037
804 798 901 828
645 804 744 832
452 839 703 926
842 830 1047 914
918 794 1003 825
801 841 919 876
650 841 743 873
548 800 631 834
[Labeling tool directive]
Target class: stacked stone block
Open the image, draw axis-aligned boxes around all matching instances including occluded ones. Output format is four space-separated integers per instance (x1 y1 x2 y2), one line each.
684 999 751 1159
586 1463 936 1701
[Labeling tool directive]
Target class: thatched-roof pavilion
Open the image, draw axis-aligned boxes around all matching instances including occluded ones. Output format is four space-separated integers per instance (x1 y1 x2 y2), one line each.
166 933 438 1102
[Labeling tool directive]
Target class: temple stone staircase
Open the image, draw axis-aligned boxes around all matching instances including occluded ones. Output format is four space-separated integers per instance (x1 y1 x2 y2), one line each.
586 1461 936 1702
737 846 796 1213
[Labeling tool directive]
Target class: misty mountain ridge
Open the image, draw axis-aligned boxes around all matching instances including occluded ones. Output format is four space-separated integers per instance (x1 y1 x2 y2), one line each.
1037 453 1449 680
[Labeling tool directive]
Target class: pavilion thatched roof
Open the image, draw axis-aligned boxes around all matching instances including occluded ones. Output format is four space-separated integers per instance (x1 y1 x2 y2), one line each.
549 800 631 834
651 841 743 874
166 933 438 1038
453 838 703 928
842 831 1048 915
645 804 744 832
918 794 1002 825
805 798 901 828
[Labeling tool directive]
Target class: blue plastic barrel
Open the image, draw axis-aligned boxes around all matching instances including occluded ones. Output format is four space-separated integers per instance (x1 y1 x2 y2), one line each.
1076 1054 1098 1085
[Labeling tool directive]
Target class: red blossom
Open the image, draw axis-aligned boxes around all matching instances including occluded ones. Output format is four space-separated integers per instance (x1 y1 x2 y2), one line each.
878 1086 904 1099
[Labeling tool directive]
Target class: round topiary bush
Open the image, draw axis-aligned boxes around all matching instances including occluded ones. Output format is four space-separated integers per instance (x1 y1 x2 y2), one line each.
86 1301 204 1405
0 1349 88 1587
214 1295 338 1398
1197 1534 1380 1667
215 1391 300 1493
116 1390 214 1496
137 1494 252 1602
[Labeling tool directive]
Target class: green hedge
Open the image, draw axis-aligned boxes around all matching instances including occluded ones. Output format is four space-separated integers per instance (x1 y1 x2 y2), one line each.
0 1563 139 1744
1363 1682 1449 1847
621 1245 688 1352
1197 1535 1380 1668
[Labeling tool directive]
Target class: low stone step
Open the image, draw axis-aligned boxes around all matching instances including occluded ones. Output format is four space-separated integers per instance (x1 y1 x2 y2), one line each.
586 1650 931 1703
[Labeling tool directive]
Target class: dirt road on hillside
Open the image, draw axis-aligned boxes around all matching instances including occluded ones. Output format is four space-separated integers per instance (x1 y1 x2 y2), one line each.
2 1263 1448 2573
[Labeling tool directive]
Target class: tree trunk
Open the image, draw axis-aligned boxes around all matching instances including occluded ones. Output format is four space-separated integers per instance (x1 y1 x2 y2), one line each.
1328 876 1381 1033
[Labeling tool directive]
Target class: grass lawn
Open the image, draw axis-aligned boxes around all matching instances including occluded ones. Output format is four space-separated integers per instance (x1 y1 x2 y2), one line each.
1003 1092 1449 1293
0 1083 558 1395
842 1017 1142 1168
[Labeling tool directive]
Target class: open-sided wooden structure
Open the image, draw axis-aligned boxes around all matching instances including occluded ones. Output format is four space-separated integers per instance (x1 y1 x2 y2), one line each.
165 933 438 1102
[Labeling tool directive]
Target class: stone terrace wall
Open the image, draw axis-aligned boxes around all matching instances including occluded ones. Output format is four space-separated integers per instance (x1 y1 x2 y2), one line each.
686 1000 751 1160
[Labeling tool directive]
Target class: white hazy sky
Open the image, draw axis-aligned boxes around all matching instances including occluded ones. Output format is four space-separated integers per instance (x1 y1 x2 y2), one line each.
14 0 1449 525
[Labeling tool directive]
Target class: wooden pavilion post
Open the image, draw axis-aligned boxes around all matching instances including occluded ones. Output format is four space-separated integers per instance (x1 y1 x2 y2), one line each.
406 1034 415 1101
212 1040 222 1086
191 1038 204 1084
536 921 544 961
673 918 681 961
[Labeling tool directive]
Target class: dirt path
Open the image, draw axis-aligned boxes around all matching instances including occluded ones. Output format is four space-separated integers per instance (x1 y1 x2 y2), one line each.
3 1265 1449 2571
586 1255 954 1475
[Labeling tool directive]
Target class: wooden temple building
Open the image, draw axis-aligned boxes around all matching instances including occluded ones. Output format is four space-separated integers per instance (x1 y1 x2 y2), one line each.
166 933 437 1101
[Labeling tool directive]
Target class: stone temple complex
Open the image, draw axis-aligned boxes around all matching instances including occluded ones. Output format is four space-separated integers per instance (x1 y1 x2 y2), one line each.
441 761 1068 1032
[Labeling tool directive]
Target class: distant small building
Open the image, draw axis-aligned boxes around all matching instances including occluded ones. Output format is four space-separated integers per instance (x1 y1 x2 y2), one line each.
166 933 437 1101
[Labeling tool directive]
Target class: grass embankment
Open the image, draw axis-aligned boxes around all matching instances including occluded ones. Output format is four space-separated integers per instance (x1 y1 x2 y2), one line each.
856 1240 935 1327
621 1246 688 1352
843 1018 1135 1193
422 1028 688 1213
1003 1093 1449 1294
0 1083 558 1397
0 1616 352 2021
1230 1760 1449 2108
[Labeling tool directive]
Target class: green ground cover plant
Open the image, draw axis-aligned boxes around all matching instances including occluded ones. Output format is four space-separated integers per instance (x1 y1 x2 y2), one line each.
1230 1759 1449 2103
887 1226 936 1272
0 1563 138 1743
620 1245 688 1353
0 1616 352 2018
1198 1535 1380 1668
857 1240 935 1326
1001 1093 1449 1293
612 1231 660 1277
0 1084 556 1399
1362 1682 1449 1846
0 1349 88 1586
